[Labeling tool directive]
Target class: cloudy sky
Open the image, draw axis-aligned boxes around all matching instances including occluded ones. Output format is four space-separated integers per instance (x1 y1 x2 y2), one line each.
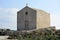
0 0 60 30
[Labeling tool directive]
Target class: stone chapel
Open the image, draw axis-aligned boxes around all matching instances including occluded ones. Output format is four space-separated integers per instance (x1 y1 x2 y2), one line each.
17 6 50 31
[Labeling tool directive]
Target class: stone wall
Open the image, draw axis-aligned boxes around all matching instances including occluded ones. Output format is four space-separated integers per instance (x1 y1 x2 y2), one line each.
36 9 50 29
17 6 36 30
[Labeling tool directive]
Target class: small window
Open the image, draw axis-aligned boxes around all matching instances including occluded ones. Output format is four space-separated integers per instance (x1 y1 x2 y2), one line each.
25 12 28 15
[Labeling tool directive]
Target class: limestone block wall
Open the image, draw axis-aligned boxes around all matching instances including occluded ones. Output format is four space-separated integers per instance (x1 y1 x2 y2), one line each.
36 10 50 29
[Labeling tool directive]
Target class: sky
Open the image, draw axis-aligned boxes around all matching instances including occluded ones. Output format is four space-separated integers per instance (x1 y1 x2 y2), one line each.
0 0 60 30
